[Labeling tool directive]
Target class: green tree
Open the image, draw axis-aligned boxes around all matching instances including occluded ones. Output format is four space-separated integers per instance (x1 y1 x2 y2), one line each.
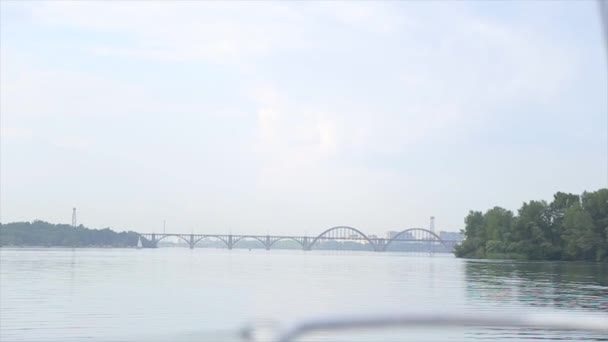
455 189 607 262
562 204 597 261
510 200 557 260
483 207 513 255
548 192 580 257
454 211 485 258
0 221 139 247
581 189 608 261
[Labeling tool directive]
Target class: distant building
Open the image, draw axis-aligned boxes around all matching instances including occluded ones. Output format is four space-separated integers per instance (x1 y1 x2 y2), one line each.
386 230 414 240
386 231 399 239
400 231 415 240
439 231 463 241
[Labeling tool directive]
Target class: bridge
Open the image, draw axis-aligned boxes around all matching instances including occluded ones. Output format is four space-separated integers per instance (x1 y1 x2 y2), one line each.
139 226 460 253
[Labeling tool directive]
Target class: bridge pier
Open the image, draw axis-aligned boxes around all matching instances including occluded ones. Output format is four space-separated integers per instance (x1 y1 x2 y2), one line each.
265 235 270 250
150 233 158 248
189 234 195 249
302 236 310 251
375 238 386 252
228 235 233 250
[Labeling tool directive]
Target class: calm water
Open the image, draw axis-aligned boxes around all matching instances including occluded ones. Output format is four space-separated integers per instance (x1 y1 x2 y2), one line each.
1 248 607 342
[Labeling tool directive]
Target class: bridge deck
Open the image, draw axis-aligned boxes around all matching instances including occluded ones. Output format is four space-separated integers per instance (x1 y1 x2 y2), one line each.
139 228 461 252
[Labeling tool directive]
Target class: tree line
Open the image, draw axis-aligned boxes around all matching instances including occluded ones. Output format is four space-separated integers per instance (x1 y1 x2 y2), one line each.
455 189 608 262
0 220 139 247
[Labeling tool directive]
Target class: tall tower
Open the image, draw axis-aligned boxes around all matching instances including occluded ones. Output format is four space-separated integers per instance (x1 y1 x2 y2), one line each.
72 208 77 227
430 216 435 234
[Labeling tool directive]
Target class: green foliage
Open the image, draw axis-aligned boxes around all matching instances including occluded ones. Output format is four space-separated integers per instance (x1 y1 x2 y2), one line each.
454 189 608 262
0 221 139 247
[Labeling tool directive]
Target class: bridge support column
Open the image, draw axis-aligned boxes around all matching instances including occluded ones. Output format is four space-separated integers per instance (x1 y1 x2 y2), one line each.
189 234 195 249
265 235 270 250
228 235 233 250
376 238 386 252
302 236 310 251
150 233 158 248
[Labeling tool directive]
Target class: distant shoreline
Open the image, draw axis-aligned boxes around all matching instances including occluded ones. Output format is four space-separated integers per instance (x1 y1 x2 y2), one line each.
0 245 138 249
0 221 139 248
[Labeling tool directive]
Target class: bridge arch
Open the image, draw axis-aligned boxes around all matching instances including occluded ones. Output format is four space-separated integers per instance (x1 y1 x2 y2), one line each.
153 234 191 245
308 226 376 251
192 235 231 249
383 228 448 251
268 237 304 249
231 236 267 249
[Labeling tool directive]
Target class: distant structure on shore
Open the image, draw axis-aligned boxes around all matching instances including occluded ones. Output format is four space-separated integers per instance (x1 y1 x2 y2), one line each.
385 216 461 242
440 231 463 241
71 208 77 227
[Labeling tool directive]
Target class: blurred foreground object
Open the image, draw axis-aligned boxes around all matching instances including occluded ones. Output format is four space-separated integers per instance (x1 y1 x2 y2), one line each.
240 311 608 342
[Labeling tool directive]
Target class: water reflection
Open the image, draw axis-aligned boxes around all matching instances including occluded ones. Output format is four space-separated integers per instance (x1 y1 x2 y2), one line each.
465 260 608 312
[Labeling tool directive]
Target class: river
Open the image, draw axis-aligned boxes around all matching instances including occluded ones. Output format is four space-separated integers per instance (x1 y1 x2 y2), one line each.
1 248 607 341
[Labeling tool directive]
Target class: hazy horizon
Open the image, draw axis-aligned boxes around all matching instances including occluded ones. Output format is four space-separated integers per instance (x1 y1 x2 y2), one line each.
1 1 606 235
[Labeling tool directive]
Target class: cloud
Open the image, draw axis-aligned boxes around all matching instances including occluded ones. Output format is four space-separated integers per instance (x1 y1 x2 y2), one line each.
3 2 580 161
0 125 33 143
313 2 401 33
251 86 338 166
317 117 337 156
1 50 155 119
19 2 310 65
1 1 599 231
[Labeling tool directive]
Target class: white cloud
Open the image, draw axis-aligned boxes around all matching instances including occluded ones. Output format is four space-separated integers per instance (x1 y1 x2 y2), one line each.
256 108 281 145
316 116 337 156
251 86 336 166
314 2 401 33
0 125 33 142
1 1 600 232
21 2 310 65
1 51 154 119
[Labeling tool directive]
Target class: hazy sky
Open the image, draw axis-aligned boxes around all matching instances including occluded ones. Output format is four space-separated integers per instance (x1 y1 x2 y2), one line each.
1 1 606 235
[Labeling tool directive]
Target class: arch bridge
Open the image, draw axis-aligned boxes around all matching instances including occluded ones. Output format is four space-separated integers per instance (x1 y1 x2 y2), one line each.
139 226 459 253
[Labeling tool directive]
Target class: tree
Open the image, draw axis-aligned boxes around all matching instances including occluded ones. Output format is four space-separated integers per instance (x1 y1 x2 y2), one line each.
455 189 607 262
510 200 558 260
454 211 484 258
581 189 608 261
483 207 513 255
561 204 597 261
0 221 139 247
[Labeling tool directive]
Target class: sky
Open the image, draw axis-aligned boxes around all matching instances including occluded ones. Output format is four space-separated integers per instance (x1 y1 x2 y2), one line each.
1 1 606 236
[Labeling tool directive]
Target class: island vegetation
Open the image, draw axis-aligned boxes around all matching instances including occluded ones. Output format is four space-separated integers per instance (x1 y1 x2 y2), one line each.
0 221 139 247
455 189 608 262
